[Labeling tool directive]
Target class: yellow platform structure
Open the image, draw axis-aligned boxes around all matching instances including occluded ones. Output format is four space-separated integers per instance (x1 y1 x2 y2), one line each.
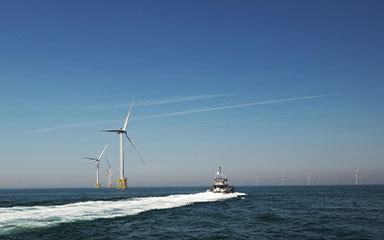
94 183 100 189
107 184 112 188
116 178 127 189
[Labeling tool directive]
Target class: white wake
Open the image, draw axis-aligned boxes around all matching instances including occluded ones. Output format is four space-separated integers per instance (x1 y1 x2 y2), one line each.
0 191 245 234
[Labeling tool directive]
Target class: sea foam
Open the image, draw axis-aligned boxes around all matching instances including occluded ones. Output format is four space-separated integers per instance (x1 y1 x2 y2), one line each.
0 191 245 234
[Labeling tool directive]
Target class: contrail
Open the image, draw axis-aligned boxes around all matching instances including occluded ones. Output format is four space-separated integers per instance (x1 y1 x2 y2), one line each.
25 94 337 133
136 93 235 106
92 93 235 109
135 94 337 120
299 129 384 138
25 120 120 134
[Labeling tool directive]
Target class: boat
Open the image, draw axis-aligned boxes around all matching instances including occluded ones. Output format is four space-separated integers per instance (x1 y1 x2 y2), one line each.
208 166 234 193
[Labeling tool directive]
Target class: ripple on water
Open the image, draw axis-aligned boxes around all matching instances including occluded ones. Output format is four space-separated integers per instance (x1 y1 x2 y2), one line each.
256 212 286 222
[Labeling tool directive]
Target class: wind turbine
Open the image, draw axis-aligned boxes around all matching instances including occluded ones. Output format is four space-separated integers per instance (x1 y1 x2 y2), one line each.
83 144 108 189
255 175 259 186
105 159 113 188
354 169 359 185
306 172 312 185
99 100 145 189
281 172 286 185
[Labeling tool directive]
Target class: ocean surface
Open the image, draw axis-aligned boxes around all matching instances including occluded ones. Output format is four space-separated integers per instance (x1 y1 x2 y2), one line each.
0 186 383 239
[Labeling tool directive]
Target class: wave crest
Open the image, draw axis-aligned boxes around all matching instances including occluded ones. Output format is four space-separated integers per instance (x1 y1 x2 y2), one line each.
0 191 245 234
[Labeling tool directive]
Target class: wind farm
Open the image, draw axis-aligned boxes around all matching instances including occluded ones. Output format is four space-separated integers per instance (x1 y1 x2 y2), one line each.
1 1 384 239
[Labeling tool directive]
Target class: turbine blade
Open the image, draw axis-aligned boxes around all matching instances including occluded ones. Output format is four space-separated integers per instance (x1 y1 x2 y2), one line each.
106 159 111 169
125 132 145 165
98 130 120 132
123 99 133 131
83 157 96 160
97 144 109 160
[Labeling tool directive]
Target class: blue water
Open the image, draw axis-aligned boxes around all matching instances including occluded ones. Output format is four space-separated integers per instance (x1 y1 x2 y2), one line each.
0 186 383 239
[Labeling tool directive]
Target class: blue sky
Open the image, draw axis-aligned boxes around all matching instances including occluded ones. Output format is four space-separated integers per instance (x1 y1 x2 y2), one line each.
1 0 383 187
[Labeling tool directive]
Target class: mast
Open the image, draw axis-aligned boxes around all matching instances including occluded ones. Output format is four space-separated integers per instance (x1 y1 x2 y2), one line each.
120 131 124 180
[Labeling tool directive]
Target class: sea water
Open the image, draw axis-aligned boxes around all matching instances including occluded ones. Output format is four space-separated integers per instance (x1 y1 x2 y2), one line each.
0 186 383 239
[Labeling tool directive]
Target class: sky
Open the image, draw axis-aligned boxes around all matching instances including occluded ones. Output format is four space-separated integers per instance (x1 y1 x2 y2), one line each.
0 0 383 188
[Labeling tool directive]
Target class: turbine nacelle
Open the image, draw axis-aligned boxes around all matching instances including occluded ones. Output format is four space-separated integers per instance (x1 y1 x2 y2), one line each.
98 129 125 134
83 144 109 162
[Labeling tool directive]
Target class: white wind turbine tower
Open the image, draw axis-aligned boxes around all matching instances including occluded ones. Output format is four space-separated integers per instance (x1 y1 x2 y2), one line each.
281 173 285 185
83 144 108 189
255 175 259 186
306 172 312 185
105 159 113 188
354 169 359 185
99 100 145 189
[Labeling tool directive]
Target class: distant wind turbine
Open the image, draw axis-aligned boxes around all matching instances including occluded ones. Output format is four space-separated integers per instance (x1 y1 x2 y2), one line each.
255 175 259 186
83 144 108 188
306 172 312 185
281 172 286 185
354 169 359 185
105 159 113 188
99 99 145 189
